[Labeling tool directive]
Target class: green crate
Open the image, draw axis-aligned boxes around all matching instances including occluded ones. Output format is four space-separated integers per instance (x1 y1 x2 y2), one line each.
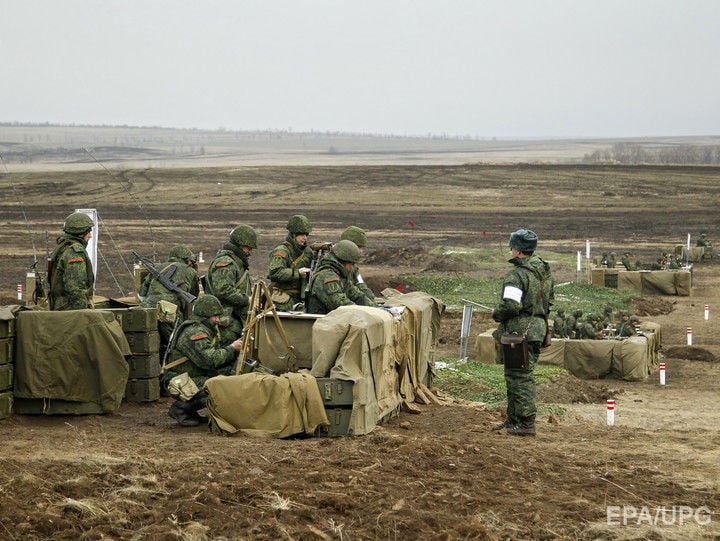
124 378 160 402
0 318 15 339
0 391 12 419
125 331 160 354
0 364 12 392
101 307 158 332
316 378 354 406
316 407 352 437
127 354 161 379
0 338 13 365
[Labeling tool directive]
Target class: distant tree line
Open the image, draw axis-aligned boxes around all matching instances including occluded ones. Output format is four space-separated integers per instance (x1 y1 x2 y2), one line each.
584 142 720 165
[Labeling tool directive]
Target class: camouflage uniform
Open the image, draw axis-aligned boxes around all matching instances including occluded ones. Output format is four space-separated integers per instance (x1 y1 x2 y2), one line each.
340 226 375 304
578 315 602 339
492 229 554 436
49 212 95 311
565 310 583 338
615 314 637 337
307 242 377 314
606 252 617 269
268 216 313 311
621 253 633 271
552 308 567 338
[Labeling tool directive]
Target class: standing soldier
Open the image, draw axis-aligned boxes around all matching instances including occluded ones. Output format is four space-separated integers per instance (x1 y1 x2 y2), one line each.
339 225 375 304
205 224 257 340
138 245 199 360
491 229 554 437
606 252 617 268
48 211 95 311
307 240 378 314
163 295 243 427
268 215 313 311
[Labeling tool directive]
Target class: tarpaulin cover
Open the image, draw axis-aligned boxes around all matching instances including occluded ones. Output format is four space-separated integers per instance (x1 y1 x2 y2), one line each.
592 268 691 295
13 309 130 412
205 371 329 438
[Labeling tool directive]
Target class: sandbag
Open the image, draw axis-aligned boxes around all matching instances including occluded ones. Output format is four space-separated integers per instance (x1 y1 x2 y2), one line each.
563 340 614 379
538 338 565 366
611 335 650 381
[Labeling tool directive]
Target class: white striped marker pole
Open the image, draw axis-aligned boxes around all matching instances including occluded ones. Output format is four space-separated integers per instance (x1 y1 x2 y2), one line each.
704 304 709 321
687 327 693 346
198 251 205 263
17 284 22 301
606 399 615 426
659 362 666 385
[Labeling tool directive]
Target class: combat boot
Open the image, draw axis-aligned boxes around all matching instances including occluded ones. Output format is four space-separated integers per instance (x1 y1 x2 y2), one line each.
506 416 536 437
491 418 515 431
168 400 200 427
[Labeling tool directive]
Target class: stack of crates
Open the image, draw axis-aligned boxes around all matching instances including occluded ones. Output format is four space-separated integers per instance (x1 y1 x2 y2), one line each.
315 378 354 437
105 307 161 402
0 317 15 419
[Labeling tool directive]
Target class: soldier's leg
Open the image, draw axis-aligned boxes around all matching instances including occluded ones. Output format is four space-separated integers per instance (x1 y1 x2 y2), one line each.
506 343 539 436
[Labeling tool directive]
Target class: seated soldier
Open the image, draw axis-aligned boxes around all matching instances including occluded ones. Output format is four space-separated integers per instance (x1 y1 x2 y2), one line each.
615 312 637 338
552 307 567 338
578 314 604 339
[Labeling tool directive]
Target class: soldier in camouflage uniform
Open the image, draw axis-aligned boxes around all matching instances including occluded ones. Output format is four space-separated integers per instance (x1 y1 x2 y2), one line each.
48 212 95 311
578 314 603 339
206 225 257 340
614 311 637 338
491 229 554 437
552 307 567 338
163 295 243 427
606 252 617 269
139 245 200 358
268 215 313 311
339 225 375 305
307 240 378 314
565 309 583 339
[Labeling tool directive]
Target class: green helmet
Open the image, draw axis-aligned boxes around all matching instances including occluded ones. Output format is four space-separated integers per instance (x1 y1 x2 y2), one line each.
332 240 360 264
230 224 257 248
573 310 583 318
629 315 640 323
63 212 94 235
339 226 367 248
169 245 196 262
286 215 311 235
193 295 224 318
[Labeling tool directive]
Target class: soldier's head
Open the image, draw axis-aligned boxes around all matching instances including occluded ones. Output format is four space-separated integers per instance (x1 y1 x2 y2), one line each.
332 240 360 267
193 295 224 321
573 309 583 318
629 315 640 324
286 215 311 247
556 307 565 316
229 224 257 253
339 226 367 249
63 212 94 238
509 229 537 255
169 245 196 264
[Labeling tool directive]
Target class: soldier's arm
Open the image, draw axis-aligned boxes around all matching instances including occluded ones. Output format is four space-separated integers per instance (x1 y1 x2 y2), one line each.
186 329 236 370
492 272 526 322
62 246 91 309
267 247 297 284
315 273 355 312
210 261 250 308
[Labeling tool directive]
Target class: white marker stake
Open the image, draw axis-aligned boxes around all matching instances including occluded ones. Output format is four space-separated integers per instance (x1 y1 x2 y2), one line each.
607 399 615 426
586 240 590 260
659 362 666 385
577 251 582 272
687 327 693 346
704 304 709 321
17 284 23 301
198 251 205 263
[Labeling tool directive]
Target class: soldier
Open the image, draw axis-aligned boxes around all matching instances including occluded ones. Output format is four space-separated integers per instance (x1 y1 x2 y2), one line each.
205 224 257 339
600 305 614 329
578 314 603 339
163 295 243 427
307 240 378 314
268 215 313 311
565 309 583 339
139 245 200 359
606 252 617 269
621 252 633 271
339 225 375 304
552 307 567 338
615 312 637 338
48 211 95 311
491 229 554 437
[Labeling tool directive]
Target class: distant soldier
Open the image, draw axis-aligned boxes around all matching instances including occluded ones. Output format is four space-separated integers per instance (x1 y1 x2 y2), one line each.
268 215 313 311
339 225 375 304
601 305 614 329
565 309 583 338
206 224 257 339
139 245 200 358
615 312 637 338
552 307 567 338
578 314 603 339
606 252 617 269
621 252 633 271
696 232 713 260
307 240 378 314
48 211 95 311
163 295 243 427
600 253 609 266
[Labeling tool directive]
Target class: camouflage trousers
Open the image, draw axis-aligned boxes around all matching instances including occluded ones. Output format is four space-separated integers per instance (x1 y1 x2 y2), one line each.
504 341 540 421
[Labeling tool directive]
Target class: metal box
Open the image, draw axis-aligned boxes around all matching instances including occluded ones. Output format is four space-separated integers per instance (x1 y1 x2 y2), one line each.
125 331 160 354
316 407 352 437
124 378 160 402
316 377 354 406
127 354 161 379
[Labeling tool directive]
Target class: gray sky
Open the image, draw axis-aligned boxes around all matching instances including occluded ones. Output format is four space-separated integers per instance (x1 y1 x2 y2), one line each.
2 0 718 138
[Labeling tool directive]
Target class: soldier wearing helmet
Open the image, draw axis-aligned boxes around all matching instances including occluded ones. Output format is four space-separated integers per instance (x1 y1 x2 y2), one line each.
48 211 95 310
339 225 375 305
267 215 313 311
163 294 243 427
615 311 637 337
307 240 378 314
205 224 258 339
138 245 200 360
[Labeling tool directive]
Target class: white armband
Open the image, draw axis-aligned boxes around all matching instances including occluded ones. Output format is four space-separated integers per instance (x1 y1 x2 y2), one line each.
502 285 523 304
356 273 365 284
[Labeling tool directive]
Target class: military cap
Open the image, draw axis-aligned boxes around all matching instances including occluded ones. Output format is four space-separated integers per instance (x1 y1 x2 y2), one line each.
509 229 538 253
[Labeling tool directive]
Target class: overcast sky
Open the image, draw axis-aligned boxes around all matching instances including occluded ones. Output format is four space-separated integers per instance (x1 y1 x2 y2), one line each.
2 1 718 138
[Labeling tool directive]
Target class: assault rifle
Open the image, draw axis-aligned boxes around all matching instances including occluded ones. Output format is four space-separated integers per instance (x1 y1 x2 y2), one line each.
132 251 197 304
161 315 182 373
302 241 333 302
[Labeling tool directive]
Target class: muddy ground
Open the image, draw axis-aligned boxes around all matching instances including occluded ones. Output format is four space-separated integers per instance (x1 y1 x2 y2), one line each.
1 163 719 540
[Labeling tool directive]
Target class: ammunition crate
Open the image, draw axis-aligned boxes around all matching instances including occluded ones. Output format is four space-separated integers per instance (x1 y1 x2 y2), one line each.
125 378 160 402
125 331 160 354
0 318 15 339
0 363 13 392
316 378 354 406
0 391 12 419
0 338 13 365
316 407 352 438
127 353 161 379
102 307 157 332
13 397 104 415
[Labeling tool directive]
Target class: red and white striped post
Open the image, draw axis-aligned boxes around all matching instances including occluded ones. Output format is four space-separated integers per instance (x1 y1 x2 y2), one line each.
17 284 23 301
659 362 666 385
606 399 615 426
687 327 693 346
704 304 709 321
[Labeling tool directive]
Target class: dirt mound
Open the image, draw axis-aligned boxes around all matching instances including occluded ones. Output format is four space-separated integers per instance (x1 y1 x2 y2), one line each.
631 296 674 316
365 247 474 272
664 346 717 362
537 375 623 404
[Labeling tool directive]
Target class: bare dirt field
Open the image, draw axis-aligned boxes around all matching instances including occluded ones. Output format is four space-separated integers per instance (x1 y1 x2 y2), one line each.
1 161 719 540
